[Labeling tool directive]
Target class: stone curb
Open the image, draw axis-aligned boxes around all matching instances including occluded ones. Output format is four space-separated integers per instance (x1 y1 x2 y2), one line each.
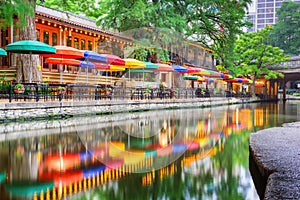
249 123 300 199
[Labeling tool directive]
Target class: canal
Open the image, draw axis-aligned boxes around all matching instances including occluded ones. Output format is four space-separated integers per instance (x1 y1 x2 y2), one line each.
0 102 299 200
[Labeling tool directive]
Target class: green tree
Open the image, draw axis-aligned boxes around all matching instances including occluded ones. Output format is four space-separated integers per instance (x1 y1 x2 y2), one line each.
37 0 97 19
95 0 252 68
231 26 289 93
269 1 300 56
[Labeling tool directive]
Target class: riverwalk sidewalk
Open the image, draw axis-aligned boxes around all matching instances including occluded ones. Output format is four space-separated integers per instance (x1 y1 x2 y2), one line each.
249 121 300 200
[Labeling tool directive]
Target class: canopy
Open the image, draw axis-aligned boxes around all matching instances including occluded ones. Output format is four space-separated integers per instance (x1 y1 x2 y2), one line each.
183 75 198 80
155 63 174 72
40 46 82 58
124 58 146 69
186 67 201 74
6 40 56 83
102 65 126 72
101 54 125 65
79 61 95 68
83 50 107 63
144 62 158 70
224 78 252 83
129 69 153 73
5 40 56 54
172 65 188 73
45 58 80 66
0 48 7 56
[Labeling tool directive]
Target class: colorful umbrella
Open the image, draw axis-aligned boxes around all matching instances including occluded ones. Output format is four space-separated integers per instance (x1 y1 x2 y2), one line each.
45 58 80 66
0 48 7 56
183 75 198 80
83 50 107 63
40 46 83 59
6 40 56 83
124 58 146 85
186 67 201 74
155 63 174 72
79 61 95 84
172 65 188 73
40 46 84 83
101 54 125 65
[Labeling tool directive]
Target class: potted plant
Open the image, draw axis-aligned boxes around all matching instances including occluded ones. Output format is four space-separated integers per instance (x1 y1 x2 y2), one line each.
144 85 151 95
104 87 112 96
57 86 66 95
14 83 25 94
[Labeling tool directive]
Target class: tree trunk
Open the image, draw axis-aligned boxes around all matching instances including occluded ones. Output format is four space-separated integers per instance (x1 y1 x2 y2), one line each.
16 0 41 83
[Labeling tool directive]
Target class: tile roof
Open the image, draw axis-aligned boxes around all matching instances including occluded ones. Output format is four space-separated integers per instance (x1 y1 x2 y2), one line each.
35 5 132 41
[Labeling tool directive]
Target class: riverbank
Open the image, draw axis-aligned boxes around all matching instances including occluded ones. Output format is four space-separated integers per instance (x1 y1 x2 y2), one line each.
0 97 258 122
249 121 300 200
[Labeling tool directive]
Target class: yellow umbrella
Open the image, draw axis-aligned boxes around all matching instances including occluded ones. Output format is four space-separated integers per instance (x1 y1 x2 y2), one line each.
124 58 146 85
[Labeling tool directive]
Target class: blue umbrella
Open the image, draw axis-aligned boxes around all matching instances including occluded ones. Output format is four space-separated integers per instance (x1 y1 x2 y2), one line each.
172 65 188 73
83 50 107 63
79 61 95 68
79 61 95 84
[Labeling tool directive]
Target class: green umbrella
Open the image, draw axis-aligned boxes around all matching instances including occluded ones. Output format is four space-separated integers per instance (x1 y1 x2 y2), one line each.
0 48 7 56
6 40 56 82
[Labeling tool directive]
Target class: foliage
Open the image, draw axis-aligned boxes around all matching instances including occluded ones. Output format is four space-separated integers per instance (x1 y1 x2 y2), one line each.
268 1 300 56
95 0 252 66
0 0 35 28
231 26 289 91
37 0 97 19
57 86 66 91
14 83 24 89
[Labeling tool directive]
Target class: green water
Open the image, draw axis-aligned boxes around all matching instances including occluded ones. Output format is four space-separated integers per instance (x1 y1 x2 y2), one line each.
0 102 299 200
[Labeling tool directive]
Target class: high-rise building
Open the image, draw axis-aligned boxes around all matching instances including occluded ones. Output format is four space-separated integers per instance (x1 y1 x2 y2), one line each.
246 0 300 32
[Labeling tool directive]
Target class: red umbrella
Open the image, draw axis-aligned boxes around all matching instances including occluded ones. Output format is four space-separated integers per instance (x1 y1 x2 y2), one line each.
41 46 84 83
101 54 125 66
45 58 80 66
41 46 84 59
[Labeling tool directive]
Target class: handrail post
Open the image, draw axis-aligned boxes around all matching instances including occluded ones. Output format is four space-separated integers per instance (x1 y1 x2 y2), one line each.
35 84 39 102
9 83 12 103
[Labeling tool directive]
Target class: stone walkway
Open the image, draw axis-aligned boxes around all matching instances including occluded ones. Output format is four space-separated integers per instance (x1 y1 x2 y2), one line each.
249 122 300 200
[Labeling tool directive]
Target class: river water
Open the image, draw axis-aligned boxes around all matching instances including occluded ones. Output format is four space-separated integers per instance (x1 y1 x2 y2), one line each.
0 102 299 200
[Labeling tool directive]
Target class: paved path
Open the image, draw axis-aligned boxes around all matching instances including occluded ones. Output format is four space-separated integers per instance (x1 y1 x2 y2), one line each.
249 122 300 200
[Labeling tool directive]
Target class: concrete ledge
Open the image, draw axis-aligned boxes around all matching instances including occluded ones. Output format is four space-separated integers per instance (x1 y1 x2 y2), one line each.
249 122 300 199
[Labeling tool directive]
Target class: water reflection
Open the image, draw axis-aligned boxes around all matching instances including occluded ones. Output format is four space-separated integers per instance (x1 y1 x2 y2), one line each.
0 102 299 199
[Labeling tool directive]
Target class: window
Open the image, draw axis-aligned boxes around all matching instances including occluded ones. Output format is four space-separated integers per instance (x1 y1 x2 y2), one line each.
266 13 273 18
258 14 265 18
88 41 93 50
257 4 266 8
74 37 79 49
66 36 72 47
36 29 40 41
81 39 86 50
52 33 57 46
43 31 49 44
257 9 265 13
258 19 265 23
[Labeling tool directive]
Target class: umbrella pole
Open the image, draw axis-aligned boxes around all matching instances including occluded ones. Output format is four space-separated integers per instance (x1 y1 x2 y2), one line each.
60 63 63 84
86 67 88 85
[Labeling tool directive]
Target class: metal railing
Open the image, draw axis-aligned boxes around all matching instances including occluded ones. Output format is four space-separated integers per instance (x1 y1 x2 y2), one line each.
0 82 252 103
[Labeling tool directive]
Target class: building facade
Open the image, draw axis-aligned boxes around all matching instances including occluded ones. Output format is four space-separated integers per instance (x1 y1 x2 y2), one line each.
246 0 300 32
